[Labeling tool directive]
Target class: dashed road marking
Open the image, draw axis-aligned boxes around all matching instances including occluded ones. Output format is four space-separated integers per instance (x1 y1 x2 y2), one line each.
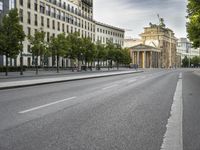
102 84 118 90
19 97 76 114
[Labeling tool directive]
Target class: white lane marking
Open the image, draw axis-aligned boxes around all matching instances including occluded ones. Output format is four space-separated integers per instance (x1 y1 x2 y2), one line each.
102 84 118 90
161 73 183 150
140 76 146 79
127 79 137 83
19 97 76 114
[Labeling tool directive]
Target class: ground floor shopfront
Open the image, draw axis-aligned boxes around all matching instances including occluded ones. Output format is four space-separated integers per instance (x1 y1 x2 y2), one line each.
130 44 161 68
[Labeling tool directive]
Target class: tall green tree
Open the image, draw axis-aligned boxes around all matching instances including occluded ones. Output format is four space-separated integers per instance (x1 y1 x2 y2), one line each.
106 40 116 69
95 41 106 70
67 32 83 71
0 9 25 76
113 44 123 70
82 37 95 67
182 56 189 67
49 33 69 73
187 0 200 48
191 56 200 67
28 29 47 75
121 48 132 65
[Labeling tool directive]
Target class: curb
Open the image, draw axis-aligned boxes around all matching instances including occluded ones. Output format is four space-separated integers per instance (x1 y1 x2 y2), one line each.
0 71 143 90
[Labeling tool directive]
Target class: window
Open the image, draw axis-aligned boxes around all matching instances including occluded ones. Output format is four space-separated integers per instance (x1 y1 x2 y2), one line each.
71 15 74 24
34 14 38 26
40 2 45 14
56 9 61 19
27 12 31 24
27 0 31 9
47 18 50 28
63 2 66 9
52 20 55 29
66 14 69 23
41 16 44 26
71 26 73 33
47 32 50 42
67 4 70 11
61 12 65 21
27 27 31 36
58 0 61 7
46 5 50 16
20 0 23 6
57 22 60 31
27 45 31 53
66 25 69 33
75 8 77 14
62 23 65 32
74 17 77 26
34 0 38 11
19 9 23 22
51 7 56 18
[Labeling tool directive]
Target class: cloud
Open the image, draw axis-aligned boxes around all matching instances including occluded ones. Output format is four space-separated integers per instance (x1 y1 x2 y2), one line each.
94 0 187 38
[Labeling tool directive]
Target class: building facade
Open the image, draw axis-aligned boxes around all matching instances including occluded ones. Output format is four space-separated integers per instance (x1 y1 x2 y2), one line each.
94 21 124 47
0 0 125 67
130 44 161 68
177 38 200 62
140 24 177 68
124 38 142 48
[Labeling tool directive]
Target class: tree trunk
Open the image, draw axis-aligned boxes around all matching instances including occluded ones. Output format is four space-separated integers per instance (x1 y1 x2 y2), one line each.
117 62 119 70
108 60 110 71
5 53 8 76
78 57 80 72
57 54 59 73
20 51 23 75
35 56 38 75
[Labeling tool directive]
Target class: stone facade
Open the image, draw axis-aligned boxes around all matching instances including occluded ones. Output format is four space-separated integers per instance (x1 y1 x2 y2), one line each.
0 0 125 67
140 25 177 68
177 38 200 61
124 38 142 48
94 21 124 47
130 44 161 68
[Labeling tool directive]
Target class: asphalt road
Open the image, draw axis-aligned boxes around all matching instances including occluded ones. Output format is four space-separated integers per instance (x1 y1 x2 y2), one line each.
0 69 199 150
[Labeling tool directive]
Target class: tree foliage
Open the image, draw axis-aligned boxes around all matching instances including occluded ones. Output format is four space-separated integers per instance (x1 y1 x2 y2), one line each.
182 56 189 67
191 56 200 67
82 37 95 64
0 8 25 75
187 0 200 48
28 29 47 74
49 33 69 72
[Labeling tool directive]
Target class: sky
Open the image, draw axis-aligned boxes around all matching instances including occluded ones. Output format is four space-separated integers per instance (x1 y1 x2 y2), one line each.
94 0 188 39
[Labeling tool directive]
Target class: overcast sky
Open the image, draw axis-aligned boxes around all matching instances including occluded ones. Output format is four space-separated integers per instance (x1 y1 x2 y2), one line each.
94 0 187 39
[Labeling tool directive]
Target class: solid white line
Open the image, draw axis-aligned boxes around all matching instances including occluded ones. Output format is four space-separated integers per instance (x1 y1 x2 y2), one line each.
19 97 76 114
161 73 183 150
102 84 118 90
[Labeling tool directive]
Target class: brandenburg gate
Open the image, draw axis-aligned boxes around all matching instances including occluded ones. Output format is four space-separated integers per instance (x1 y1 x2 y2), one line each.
130 44 161 68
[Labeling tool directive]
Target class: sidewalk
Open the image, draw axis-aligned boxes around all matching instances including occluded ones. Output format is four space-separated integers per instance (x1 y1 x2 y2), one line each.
0 67 131 79
0 69 142 90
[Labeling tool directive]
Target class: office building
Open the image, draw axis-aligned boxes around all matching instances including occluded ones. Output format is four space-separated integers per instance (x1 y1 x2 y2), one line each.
94 21 125 47
0 0 125 67
177 38 200 61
